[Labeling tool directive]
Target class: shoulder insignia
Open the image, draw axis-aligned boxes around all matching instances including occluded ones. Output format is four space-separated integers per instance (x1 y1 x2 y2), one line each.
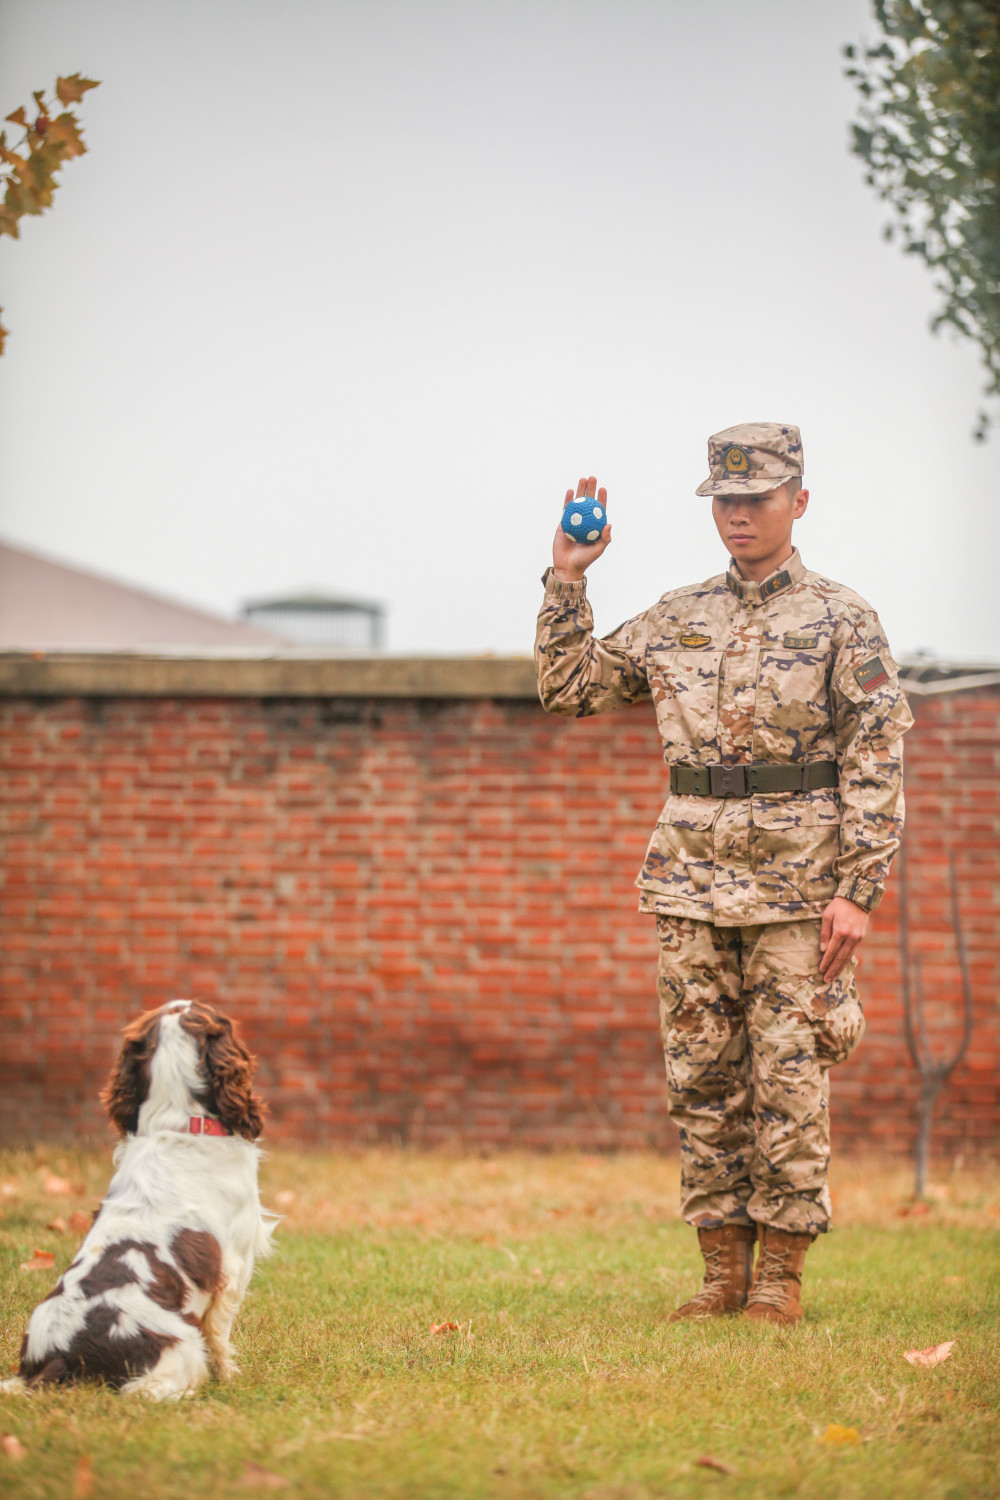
725 573 739 597
783 633 819 649
855 656 890 694
679 632 712 648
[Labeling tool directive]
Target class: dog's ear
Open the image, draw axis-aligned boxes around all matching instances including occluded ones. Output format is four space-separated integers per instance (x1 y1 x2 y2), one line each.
187 1007 265 1141
100 1011 159 1136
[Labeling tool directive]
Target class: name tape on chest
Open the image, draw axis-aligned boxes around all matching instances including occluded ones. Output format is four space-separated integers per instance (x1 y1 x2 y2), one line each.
679 632 712 648
855 656 890 694
783 633 820 650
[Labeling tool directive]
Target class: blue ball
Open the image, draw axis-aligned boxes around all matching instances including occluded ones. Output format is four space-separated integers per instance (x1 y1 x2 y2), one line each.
561 497 608 544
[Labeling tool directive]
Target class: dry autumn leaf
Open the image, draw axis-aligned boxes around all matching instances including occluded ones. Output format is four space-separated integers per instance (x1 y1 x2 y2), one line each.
695 1454 738 1475
1 1434 26 1461
430 1321 459 1334
73 1455 94 1499
820 1424 861 1445
45 1216 67 1233
904 1341 956 1369
55 75 100 107
20 1248 55 1272
239 1461 289 1489
894 1201 931 1218
42 1173 74 1196
69 1210 92 1233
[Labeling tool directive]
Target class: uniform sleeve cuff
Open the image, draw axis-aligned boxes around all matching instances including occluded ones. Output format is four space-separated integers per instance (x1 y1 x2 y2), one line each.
836 876 883 913
541 566 588 597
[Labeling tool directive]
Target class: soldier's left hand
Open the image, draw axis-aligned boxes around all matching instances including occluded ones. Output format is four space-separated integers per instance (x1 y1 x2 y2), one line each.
819 897 869 980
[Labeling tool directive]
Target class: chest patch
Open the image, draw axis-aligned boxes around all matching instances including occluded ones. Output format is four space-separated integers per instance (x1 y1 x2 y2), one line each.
783 633 819 649
679 632 712 648
855 656 890 694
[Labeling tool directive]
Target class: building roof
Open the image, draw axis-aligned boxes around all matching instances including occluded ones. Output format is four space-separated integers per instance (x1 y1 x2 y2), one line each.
897 658 1000 696
0 540 286 650
242 590 384 615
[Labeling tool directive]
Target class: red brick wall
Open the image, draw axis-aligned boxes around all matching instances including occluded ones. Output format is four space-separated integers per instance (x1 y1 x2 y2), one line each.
1 688 996 1156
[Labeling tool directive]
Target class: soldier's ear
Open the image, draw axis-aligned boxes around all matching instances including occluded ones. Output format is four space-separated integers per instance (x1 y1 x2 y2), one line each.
793 487 809 520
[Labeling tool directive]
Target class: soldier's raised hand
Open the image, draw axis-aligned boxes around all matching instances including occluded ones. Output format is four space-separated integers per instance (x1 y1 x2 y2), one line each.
552 476 612 582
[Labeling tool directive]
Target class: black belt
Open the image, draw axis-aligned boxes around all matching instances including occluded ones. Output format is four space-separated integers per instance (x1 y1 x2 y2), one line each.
669 761 838 798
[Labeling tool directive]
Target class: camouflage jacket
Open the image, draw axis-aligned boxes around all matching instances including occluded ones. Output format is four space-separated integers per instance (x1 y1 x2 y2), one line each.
535 548 913 926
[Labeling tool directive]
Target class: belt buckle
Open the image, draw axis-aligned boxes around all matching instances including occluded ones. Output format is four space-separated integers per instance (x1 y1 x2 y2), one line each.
710 764 746 798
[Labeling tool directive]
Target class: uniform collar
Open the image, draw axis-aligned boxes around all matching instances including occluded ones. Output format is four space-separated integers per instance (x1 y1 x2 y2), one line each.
725 547 805 604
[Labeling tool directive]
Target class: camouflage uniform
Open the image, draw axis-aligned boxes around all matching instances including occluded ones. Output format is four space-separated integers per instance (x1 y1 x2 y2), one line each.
535 424 912 1234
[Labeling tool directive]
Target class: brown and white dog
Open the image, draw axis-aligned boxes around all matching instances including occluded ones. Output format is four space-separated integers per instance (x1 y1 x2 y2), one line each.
2 1000 276 1400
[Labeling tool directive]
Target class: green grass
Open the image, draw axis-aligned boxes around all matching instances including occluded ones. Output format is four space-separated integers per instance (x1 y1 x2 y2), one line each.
1 1148 998 1499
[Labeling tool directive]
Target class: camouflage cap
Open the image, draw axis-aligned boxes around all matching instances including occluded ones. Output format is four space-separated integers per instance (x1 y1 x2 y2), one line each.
695 422 804 496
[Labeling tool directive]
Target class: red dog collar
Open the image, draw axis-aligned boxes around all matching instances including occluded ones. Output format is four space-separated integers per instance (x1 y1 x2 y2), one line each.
188 1116 231 1137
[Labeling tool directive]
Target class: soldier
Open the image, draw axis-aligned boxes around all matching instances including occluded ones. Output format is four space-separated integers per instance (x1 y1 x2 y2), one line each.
535 423 913 1325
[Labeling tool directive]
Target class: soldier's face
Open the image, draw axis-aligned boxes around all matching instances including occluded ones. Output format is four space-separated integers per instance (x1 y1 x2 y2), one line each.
711 483 809 572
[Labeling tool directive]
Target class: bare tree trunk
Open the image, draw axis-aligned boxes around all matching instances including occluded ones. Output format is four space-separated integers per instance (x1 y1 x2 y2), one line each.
898 852 974 1200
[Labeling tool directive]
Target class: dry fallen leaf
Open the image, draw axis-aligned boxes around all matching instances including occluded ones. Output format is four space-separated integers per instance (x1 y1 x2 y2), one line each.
904 1341 956 1369
943 1276 965 1286
820 1424 862 1445
42 1174 74 1196
69 1210 92 1233
20 1249 55 1273
695 1453 738 1474
1 1434 26 1461
46 1216 67 1233
430 1321 459 1334
894 1201 931 1219
239 1461 289 1488
73 1455 94 1499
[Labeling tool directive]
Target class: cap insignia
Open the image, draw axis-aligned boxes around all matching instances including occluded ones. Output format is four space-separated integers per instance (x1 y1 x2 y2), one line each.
679 632 712 648
723 444 751 476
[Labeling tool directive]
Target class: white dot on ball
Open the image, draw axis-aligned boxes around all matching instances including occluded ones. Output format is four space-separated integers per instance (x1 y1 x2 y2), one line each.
593 506 603 518
586 529 600 541
571 512 583 526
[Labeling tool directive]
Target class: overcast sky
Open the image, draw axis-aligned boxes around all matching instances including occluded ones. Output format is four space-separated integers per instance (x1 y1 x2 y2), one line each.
0 0 995 659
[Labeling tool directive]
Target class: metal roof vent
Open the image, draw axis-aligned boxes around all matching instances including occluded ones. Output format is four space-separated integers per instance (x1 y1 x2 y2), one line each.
241 591 385 649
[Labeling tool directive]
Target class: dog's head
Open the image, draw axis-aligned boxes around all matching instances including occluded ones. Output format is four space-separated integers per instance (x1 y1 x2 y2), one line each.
101 1001 265 1141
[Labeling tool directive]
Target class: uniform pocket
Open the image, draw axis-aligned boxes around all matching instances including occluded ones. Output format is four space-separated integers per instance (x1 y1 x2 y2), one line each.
750 793 839 907
647 648 723 757
640 797 719 905
794 961 866 1068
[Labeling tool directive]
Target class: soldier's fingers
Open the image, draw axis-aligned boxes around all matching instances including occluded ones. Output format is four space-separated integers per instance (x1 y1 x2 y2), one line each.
585 475 598 498
829 943 858 980
597 486 607 506
576 477 588 498
565 489 574 506
819 933 846 978
820 906 834 951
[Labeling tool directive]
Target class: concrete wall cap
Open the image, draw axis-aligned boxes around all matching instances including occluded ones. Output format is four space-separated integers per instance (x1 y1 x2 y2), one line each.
0 650 540 699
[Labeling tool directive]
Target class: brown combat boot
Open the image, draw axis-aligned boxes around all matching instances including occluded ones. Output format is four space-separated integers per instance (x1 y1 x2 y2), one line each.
668 1224 757 1321
743 1225 815 1326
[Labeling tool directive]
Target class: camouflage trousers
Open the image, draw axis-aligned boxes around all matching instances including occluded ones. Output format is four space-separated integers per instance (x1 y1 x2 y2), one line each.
656 915 865 1235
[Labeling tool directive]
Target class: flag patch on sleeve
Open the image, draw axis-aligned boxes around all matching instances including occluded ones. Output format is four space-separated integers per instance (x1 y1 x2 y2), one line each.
855 656 890 694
